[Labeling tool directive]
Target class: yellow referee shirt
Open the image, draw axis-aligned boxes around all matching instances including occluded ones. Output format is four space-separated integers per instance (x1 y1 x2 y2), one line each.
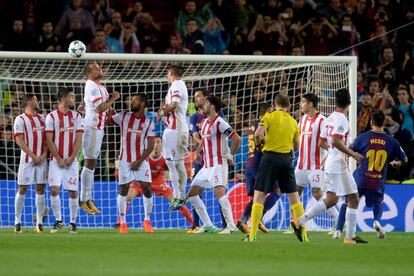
259 110 299 153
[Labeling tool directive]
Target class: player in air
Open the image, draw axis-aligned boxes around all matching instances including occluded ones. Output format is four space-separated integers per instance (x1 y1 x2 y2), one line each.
110 94 155 234
45 88 84 233
187 95 241 234
187 88 227 233
292 94 339 233
332 111 407 239
80 62 120 215
157 65 189 211
13 94 48 233
237 103 280 235
297 88 367 244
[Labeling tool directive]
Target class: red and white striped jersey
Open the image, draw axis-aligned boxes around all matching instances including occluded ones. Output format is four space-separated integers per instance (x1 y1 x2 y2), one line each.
164 80 188 131
45 110 84 160
112 112 155 163
200 116 235 168
320 111 350 173
297 113 326 170
13 113 46 163
84 79 109 130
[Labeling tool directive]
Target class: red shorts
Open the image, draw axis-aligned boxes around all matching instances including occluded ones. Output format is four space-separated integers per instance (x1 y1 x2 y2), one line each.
130 181 173 197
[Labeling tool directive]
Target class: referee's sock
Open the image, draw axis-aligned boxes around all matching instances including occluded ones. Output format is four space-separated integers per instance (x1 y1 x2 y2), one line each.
249 203 264 241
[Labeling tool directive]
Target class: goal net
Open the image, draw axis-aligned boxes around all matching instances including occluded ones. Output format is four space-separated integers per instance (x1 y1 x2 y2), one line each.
0 53 357 230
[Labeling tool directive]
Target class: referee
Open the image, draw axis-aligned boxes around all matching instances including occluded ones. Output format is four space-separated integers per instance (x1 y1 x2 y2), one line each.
247 93 308 242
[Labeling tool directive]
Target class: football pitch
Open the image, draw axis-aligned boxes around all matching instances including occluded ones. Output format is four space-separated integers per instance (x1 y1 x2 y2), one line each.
0 229 413 276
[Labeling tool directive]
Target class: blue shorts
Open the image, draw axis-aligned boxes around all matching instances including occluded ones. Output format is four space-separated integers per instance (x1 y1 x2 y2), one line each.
245 167 257 196
358 188 384 208
193 162 203 178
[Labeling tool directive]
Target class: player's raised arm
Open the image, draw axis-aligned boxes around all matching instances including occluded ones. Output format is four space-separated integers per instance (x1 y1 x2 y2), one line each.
96 91 120 113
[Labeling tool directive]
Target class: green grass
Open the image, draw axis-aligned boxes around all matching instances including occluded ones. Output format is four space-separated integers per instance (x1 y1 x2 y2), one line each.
0 229 413 276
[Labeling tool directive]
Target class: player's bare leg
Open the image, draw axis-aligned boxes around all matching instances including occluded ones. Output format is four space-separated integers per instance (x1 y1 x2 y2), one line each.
214 186 237 234
68 191 79 233
14 185 28 233
80 159 99 214
34 184 46 233
141 182 153 233
118 183 130 234
50 186 63 233
115 185 138 229
188 186 217 233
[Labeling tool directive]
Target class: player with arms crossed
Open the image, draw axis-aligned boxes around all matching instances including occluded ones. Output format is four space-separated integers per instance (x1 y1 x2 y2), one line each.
80 62 120 215
13 94 48 233
293 94 338 232
333 111 407 239
237 103 280 235
187 96 241 234
157 65 189 211
45 88 84 233
297 89 367 244
111 94 155 234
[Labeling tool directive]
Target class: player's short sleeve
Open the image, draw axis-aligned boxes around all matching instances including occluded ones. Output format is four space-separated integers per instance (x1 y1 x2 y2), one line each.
391 139 407 162
75 113 84 133
293 120 300 141
86 82 104 108
45 113 54 133
112 111 124 125
218 118 235 138
13 116 24 138
350 134 363 153
331 115 349 138
259 112 269 129
147 120 155 137
170 82 183 103
319 120 327 140
189 114 199 135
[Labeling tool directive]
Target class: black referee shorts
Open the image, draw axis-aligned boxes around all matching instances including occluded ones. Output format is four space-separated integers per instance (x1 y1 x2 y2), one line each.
254 151 296 194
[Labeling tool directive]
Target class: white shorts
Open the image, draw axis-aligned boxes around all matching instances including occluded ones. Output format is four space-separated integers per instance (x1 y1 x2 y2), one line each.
295 169 324 189
325 172 358 196
82 127 104 159
191 163 228 189
48 160 79 192
118 160 152 185
162 128 188 160
17 160 48 185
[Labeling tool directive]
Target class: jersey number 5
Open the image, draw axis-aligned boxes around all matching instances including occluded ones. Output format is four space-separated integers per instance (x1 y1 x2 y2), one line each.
366 149 387 172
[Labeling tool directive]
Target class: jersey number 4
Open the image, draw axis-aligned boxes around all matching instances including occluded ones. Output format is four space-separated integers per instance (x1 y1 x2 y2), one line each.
366 149 387 172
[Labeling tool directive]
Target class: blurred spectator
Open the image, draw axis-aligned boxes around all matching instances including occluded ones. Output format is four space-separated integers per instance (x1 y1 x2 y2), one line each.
175 1 213 36
396 8 414 59
88 29 123 53
323 0 346 29
65 17 94 47
207 0 231 29
228 30 250 54
185 19 204 54
248 14 288 55
36 21 62 52
357 70 365 99
368 25 389 71
351 0 369 62
395 84 414 140
376 46 397 78
3 19 33 51
110 11 123 39
379 69 397 99
371 84 395 115
135 12 161 52
259 0 283 18
357 93 372 134
119 23 140 53
164 32 191 54
290 44 304 56
92 0 114 29
291 0 314 25
230 0 257 35
297 17 337 55
336 14 360 56
0 128 18 180
202 17 229 54
55 0 95 38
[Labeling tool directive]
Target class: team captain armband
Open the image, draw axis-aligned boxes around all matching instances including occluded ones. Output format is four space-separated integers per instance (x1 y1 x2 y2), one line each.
224 127 235 137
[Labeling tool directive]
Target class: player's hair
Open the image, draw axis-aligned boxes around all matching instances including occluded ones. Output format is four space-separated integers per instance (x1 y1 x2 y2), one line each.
135 93 149 107
275 93 290 108
21 94 35 108
57 87 73 102
206 95 222 113
168 65 184 78
371 111 386 127
84 62 97 75
259 103 272 116
302 93 319 108
335 88 351 108
194 88 209 97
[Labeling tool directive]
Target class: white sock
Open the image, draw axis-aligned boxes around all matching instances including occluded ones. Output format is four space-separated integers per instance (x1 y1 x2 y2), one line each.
69 197 79 224
345 207 357 239
80 167 94 202
35 194 45 225
166 160 179 199
218 196 236 228
117 194 127 224
327 205 339 221
175 160 187 199
143 195 153 221
50 195 62 221
299 200 327 226
14 193 25 224
189 195 213 227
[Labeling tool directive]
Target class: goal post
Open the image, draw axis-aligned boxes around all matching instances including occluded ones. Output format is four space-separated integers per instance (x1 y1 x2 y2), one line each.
0 52 357 230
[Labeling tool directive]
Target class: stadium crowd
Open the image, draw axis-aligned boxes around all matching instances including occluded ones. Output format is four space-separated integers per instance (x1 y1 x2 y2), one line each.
0 0 413 182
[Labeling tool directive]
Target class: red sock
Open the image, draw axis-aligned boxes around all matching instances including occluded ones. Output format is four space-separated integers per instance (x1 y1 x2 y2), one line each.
117 202 131 224
179 205 193 225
